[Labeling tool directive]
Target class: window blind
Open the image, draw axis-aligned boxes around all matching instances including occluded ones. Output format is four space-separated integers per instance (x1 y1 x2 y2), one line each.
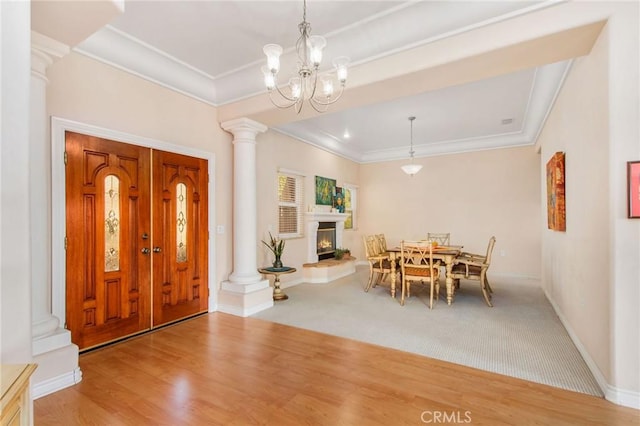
278 172 304 238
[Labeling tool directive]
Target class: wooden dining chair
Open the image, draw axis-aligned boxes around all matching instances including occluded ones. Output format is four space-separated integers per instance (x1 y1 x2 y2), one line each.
451 236 496 306
363 235 394 292
427 232 450 246
375 234 389 254
400 240 441 309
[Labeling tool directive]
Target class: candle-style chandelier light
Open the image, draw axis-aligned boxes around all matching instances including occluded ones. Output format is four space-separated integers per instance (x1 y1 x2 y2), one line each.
261 0 349 114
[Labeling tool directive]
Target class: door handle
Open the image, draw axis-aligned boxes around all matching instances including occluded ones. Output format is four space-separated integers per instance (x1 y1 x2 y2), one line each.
153 247 162 253
141 247 151 255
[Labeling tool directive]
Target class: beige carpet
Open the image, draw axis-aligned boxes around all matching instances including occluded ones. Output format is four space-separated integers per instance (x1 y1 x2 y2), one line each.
252 266 603 397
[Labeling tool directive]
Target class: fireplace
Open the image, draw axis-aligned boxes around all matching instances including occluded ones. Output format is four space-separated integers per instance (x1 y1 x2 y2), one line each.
304 211 355 283
317 222 336 261
305 211 348 264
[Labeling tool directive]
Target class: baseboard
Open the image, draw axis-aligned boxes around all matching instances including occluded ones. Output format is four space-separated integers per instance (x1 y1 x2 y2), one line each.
604 383 640 409
544 289 640 409
33 367 82 399
217 301 273 317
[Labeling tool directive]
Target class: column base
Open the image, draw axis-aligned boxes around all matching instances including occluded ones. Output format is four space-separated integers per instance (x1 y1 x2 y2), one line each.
31 330 81 399
218 278 273 317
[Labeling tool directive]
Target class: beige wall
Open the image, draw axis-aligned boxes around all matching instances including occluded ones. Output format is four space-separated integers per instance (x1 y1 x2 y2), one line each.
537 1 640 401
538 24 610 380
46 52 234 298
360 146 541 278
256 130 361 284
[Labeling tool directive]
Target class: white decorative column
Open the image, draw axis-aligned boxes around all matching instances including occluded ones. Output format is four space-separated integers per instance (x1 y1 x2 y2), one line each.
219 118 273 316
30 32 81 398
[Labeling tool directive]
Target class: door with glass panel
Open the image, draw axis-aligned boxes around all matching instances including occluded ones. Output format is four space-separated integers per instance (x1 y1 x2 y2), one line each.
65 132 208 350
152 150 208 327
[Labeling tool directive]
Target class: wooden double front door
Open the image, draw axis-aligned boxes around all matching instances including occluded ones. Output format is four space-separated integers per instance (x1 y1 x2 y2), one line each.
65 132 208 350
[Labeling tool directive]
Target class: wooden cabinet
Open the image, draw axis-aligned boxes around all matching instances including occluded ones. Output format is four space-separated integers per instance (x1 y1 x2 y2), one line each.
1 364 37 426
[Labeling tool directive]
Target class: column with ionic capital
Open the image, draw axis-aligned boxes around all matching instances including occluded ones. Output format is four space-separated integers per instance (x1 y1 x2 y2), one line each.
219 118 273 316
30 31 81 396
30 32 67 341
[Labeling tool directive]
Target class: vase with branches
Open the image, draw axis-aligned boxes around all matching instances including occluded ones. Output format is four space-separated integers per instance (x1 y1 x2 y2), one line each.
262 232 285 268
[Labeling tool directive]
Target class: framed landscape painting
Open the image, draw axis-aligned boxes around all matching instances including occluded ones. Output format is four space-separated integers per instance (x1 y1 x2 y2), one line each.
546 152 566 231
628 161 640 218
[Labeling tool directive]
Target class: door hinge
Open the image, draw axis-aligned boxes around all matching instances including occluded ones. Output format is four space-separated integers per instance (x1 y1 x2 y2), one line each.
64 236 68 250
64 151 68 165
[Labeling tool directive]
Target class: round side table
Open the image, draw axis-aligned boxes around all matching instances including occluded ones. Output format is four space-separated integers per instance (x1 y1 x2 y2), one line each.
258 266 296 301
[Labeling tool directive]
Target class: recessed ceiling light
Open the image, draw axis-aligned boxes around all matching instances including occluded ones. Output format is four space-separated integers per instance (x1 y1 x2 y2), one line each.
501 118 513 125
343 130 350 139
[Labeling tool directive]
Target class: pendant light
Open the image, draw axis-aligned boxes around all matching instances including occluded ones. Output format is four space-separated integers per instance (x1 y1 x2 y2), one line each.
401 116 422 176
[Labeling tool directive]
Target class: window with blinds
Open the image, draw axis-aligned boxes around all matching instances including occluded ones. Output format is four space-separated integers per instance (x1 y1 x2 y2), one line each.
278 172 304 238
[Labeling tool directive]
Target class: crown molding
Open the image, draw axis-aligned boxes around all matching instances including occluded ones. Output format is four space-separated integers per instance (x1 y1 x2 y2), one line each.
70 2 570 161
74 2 561 107
75 25 218 106
360 131 533 164
530 60 573 151
275 59 571 163
271 127 362 164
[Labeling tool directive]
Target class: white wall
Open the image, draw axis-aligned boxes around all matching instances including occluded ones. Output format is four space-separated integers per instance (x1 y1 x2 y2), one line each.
0 0 33 363
537 1 639 407
360 146 541 278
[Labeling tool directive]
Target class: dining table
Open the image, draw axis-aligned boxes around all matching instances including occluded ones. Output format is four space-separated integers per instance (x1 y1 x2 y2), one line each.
386 245 463 305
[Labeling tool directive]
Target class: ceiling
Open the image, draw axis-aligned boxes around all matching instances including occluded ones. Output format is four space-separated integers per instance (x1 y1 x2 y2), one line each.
66 0 576 163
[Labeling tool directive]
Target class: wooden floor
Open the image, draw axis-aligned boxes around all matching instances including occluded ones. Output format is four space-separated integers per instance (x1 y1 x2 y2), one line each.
35 313 639 425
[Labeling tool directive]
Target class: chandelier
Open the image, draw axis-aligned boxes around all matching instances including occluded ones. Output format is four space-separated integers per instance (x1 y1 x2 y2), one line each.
401 116 423 176
262 0 349 114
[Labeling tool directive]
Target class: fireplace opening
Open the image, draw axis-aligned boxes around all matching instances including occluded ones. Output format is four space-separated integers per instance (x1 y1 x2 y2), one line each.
317 222 336 261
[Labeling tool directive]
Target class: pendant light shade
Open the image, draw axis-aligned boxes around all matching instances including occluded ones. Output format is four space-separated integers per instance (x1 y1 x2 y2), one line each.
402 116 422 176
401 163 423 175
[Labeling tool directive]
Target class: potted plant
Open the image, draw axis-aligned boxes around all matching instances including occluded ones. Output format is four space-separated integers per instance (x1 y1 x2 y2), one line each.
334 247 350 260
262 232 285 268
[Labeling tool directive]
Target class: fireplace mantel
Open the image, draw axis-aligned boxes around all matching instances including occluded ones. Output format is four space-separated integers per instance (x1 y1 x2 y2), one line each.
305 212 349 223
305 212 349 263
